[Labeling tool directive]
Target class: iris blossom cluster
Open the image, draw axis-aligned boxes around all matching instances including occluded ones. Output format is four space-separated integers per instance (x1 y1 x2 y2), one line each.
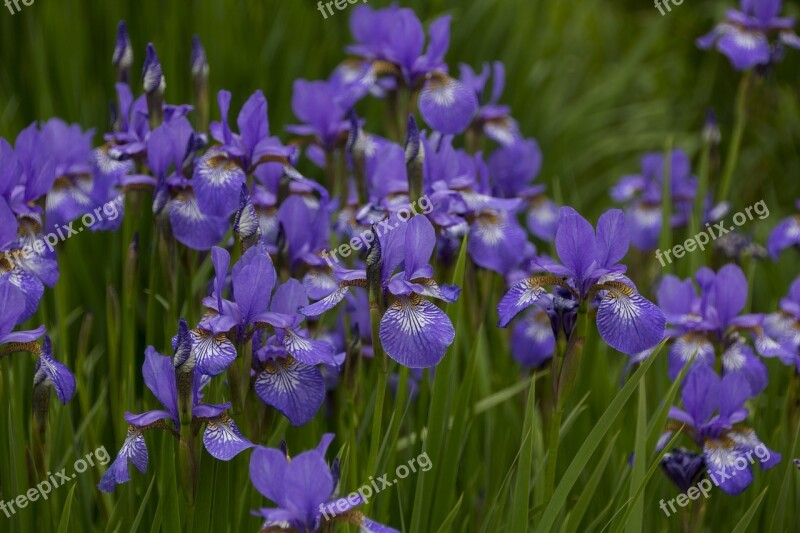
646 264 791 393
498 207 666 357
611 149 726 251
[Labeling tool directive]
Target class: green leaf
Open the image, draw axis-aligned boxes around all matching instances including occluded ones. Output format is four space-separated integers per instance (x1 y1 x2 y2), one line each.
56 483 77 533
535 341 664 533
731 486 768 533
561 432 619 533
625 380 647 533
511 372 536 531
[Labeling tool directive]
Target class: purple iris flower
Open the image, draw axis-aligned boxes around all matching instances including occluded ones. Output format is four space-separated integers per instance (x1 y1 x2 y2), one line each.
762 276 800 370
0 279 74 408
301 214 460 368
697 0 800 70
660 365 780 495
199 245 336 371
486 138 559 242
146 117 229 250
611 149 725 251
652 264 787 395
104 81 192 163
511 305 556 370
347 6 477 134
286 78 358 151
252 279 340 426
459 61 521 146
98 340 252 492
498 207 666 355
249 434 398 532
767 200 800 259
659 448 706 493
422 134 531 275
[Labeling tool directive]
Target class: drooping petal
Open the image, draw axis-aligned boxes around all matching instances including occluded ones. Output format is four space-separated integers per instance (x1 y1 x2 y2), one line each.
33 336 76 404
168 192 228 250
419 75 478 135
379 295 455 368
284 330 337 366
703 438 753 495
97 427 148 492
497 277 550 328
667 333 716 380
511 310 555 368
717 27 771 70
203 413 253 460
468 211 528 275
254 356 326 426
300 286 351 317
193 150 247 217
191 328 237 376
721 343 767 397
595 283 666 355
767 215 800 259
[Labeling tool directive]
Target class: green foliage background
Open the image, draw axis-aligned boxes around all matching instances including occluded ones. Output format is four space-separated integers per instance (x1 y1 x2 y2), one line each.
0 0 799 531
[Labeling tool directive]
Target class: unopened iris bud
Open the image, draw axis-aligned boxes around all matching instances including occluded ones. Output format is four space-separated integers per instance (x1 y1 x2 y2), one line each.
191 35 210 132
234 184 260 252
143 43 166 129
702 108 721 145
347 111 368 203
660 448 705 492
405 114 425 202
366 226 383 311
173 319 195 427
112 21 133 84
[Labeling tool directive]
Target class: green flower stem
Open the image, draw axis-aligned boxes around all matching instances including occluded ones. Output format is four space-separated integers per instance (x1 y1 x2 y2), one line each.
718 70 753 202
366 304 388 484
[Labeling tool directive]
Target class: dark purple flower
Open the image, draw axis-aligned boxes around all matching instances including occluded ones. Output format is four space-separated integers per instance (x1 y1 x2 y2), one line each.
249 434 399 532
697 0 800 70
498 207 666 355
98 344 252 492
660 448 706 493
661 365 780 495
301 215 460 368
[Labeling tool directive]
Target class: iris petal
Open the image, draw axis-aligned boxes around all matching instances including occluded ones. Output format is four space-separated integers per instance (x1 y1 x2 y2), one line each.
595 282 666 355
379 294 455 368
203 414 253 460
254 356 326 426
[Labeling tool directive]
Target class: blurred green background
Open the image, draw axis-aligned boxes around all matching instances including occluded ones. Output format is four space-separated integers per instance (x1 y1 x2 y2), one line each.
1 0 798 214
